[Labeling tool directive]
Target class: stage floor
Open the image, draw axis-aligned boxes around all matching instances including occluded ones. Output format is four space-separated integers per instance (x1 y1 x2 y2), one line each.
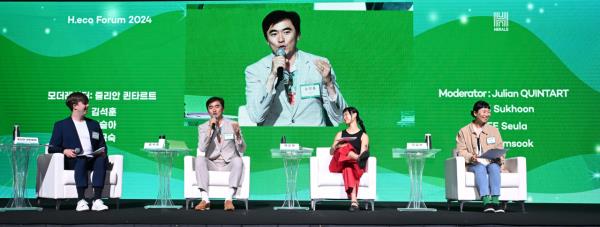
1 199 599 226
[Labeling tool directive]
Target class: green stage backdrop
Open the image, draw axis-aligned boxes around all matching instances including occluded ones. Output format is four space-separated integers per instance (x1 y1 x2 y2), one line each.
0 1 598 203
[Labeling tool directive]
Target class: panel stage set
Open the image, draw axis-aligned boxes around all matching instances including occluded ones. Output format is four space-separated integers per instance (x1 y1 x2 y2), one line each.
1 199 599 226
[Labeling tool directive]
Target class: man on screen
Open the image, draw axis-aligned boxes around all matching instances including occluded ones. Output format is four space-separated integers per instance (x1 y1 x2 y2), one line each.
48 92 109 211
245 10 347 126
194 97 246 211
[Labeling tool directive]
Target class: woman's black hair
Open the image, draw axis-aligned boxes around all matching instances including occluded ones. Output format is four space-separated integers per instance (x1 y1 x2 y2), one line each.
471 100 491 117
343 107 366 133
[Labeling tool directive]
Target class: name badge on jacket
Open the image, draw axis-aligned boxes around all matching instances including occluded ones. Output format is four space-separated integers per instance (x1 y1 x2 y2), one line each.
92 132 100 140
487 137 496 145
300 83 320 99
223 133 234 140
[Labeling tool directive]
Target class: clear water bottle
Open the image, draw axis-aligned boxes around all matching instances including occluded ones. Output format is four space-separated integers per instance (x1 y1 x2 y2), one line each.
12 124 20 142
425 133 432 149
158 135 166 148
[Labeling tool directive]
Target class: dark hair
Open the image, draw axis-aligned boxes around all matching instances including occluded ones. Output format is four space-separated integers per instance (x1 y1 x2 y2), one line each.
343 107 366 133
65 92 89 111
471 100 491 117
205 96 224 109
262 10 301 41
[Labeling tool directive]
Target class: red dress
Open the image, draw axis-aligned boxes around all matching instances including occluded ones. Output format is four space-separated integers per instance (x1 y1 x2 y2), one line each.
329 143 365 198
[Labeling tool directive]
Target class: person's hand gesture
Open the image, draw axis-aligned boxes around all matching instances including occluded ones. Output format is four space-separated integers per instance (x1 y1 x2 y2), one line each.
314 59 332 85
470 156 478 163
63 149 77 158
271 56 287 77
232 122 241 139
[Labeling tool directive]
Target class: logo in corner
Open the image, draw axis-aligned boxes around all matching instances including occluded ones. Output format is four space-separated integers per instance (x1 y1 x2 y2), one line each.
493 12 509 32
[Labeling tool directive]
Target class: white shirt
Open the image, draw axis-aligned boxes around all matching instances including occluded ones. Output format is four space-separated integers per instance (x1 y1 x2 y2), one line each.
73 120 93 157
471 124 483 155
471 124 491 165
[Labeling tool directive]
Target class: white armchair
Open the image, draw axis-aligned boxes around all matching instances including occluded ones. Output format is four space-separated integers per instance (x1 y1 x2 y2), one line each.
36 152 123 210
445 156 527 212
183 155 250 210
310 147 377 211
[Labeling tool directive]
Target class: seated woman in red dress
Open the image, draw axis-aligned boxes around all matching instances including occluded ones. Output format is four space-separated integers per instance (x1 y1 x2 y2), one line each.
328 107 369 211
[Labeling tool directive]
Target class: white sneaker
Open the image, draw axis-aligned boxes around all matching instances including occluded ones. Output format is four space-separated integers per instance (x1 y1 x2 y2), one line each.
76 199 89 212
91 199 109 211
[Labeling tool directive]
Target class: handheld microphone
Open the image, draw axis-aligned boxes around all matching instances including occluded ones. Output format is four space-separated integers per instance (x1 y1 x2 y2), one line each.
275 47 286 80
75 148 81 155
209 115 220 145
275 47 293 102
210 115 216 130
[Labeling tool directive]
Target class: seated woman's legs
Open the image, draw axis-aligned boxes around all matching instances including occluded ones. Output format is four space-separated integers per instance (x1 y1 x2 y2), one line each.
486 163 503 212
329 146 364 211
468 163 490 197
343 151 363 211
468 163 495 212
341 166 360 211
486 163 501 196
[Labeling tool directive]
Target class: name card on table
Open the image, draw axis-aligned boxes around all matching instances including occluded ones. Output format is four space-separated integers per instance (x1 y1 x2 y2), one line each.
406 142 428 150
14 137 39 145
280 143 300 151
144 142 163 149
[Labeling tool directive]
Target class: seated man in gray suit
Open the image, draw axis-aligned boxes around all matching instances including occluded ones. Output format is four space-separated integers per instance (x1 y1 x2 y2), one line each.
245 10 348 126
194 97 246 211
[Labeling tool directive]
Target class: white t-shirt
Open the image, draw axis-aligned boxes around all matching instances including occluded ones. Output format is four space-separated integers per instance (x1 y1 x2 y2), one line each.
471 124 483 156
73 120 93 157
471 124 491 165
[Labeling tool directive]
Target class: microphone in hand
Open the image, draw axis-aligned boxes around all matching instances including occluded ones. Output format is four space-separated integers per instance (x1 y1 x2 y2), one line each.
275 47 293 102
275 47 286 80
210 115 217 130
